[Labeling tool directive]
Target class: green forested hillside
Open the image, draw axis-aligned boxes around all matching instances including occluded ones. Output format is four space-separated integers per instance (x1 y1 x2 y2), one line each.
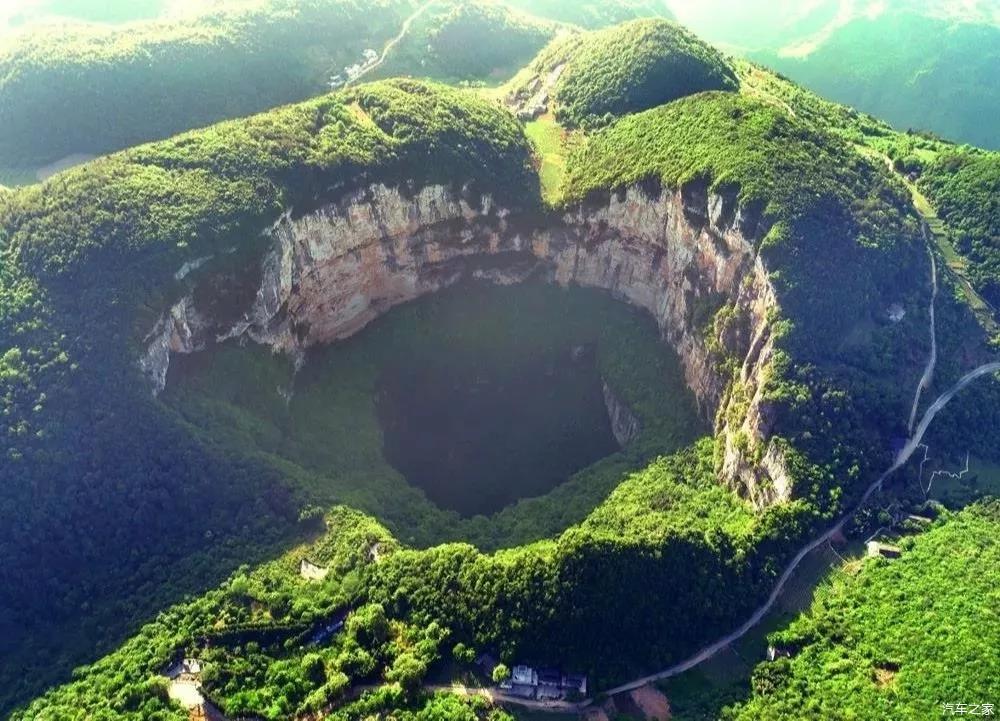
0 79 536 713
509 19 736 129
566 92 925 511
919 151 1000 307
0 0 420 165
752 13 1000 150
726 502 1000 720
668 1 1000 149
374 1 559 83
0 0 675 174
555 19 737 128
10 442 770 721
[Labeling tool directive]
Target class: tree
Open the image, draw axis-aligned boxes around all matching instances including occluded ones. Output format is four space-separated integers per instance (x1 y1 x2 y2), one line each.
491 663 510 684
386 652 427 697
452 642 476 664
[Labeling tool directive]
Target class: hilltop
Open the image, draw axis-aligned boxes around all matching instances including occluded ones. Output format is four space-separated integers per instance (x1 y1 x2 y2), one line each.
506 19 737 128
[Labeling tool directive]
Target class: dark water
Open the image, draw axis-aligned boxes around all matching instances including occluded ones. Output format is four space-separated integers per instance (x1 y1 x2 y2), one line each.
376 346 619 517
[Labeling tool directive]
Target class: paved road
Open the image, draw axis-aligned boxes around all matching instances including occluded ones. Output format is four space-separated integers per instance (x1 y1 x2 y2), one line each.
909 226 938 432
428 685 591 713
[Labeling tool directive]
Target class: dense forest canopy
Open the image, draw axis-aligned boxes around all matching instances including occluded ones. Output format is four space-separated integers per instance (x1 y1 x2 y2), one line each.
0 0 421 165
726 502 1000 719
553 19 738 128
505 18 737 130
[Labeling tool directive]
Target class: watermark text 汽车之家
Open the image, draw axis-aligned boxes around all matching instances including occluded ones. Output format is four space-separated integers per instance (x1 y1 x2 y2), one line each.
943 703 995 716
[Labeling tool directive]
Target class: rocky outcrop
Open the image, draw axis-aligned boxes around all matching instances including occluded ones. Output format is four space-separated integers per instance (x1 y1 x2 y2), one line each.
602 380 641 447
139 295 207 391
141 181 789 507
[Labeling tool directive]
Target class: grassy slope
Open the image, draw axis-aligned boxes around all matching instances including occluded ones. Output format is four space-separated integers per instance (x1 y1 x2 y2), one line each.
523 114 573 203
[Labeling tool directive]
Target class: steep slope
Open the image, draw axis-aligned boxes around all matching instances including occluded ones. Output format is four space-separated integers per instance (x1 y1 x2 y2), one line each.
753 12 1000 149
918 151 1000 307
667 0 1000 148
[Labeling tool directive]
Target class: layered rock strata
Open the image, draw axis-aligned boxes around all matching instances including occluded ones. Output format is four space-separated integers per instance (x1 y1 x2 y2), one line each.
141 182 789 506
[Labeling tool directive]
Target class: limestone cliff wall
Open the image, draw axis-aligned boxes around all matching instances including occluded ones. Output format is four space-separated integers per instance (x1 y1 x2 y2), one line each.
601 380 641 447
141 182 789 507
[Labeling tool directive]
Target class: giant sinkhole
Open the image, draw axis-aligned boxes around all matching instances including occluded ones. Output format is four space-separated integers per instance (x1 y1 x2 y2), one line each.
163 282 703 544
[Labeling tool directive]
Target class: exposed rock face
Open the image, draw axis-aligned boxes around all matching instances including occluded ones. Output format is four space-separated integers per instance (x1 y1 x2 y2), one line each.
142 182 789 507
139 295 206 392
601 380 641 447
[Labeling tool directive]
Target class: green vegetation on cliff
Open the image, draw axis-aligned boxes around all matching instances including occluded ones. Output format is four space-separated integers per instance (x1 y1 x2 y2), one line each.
919 151 1000 308
7 79 535 283
565 91 925 511
726 502 1000 720
165 282 704 550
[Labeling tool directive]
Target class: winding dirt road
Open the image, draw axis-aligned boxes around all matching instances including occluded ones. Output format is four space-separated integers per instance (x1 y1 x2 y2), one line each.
599 229 998 699
345 0 436 88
